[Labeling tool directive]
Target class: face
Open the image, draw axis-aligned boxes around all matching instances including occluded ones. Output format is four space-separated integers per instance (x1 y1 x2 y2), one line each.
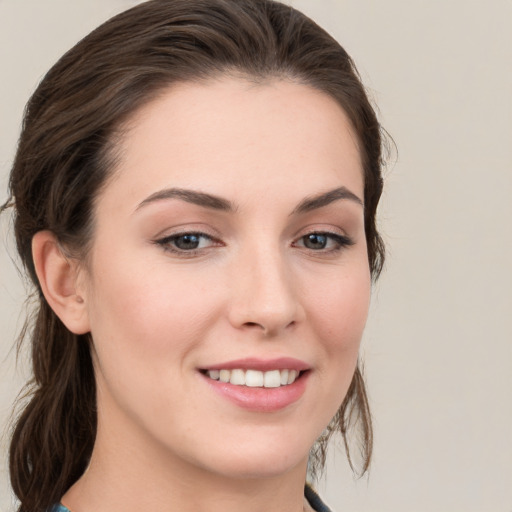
79 78 371 480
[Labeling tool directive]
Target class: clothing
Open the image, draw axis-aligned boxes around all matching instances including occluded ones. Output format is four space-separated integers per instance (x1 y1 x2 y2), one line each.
304 484 332 512
50 485 332 512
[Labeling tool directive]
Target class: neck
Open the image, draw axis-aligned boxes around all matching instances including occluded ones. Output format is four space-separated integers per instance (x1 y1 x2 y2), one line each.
62 410 309 512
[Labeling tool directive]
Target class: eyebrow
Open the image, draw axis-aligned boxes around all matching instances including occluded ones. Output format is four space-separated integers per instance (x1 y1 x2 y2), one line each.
135 185 362 215
136 188 235 212
291 186 363 214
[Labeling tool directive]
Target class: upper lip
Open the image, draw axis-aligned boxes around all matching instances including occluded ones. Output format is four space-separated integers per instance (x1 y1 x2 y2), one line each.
200 357 310 372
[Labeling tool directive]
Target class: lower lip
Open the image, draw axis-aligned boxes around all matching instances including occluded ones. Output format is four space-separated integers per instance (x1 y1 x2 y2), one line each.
201 371 309 412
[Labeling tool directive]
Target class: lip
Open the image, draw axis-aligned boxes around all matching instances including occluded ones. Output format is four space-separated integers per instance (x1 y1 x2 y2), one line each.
198 358 311 412
200 357 310 372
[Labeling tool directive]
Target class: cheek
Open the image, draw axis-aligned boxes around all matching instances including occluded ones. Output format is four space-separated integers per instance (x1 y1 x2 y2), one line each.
302 258 371 401
84 255 227 428
306 264 371 350
84 251 224 368
291 258 371 439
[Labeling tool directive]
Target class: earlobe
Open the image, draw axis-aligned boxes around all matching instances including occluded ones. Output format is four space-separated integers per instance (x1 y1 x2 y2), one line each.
32 231 90 335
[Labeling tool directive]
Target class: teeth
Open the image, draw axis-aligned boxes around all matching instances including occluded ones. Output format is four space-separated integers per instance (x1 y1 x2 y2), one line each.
263 370 281 388
230 369 245 385
208 369 220 380
246 370 263 387
219 369 230 383
206 368 301 388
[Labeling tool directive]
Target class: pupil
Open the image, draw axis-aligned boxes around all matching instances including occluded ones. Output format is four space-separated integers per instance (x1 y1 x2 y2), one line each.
304 234 327 249
176 234 200 250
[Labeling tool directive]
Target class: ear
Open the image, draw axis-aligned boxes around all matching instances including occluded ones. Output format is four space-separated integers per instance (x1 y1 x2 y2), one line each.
32 230 90 335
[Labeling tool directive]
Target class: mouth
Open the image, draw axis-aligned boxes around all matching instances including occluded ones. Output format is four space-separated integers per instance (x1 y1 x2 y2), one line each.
200 368 305 388
198 357 310 411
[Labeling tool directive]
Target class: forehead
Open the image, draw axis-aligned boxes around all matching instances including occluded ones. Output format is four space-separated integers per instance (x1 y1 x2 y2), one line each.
100 77 364 214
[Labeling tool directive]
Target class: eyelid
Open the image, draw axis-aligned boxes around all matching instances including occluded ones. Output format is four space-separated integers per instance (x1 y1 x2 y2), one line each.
157 231 215 244
291 223 352 241
291 229 354 252
153 229 223 257
152 222 222 240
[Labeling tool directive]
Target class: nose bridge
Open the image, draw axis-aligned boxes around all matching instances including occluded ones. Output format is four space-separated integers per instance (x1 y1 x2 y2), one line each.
228 237 300 335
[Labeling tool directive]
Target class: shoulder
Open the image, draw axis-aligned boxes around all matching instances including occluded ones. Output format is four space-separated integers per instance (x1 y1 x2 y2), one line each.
304 483 333 512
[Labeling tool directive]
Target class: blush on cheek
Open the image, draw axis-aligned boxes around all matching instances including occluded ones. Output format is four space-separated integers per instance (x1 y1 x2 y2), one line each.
316 280 370 348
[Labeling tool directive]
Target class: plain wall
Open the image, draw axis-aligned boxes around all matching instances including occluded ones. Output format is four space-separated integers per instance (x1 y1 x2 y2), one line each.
1 1 511 511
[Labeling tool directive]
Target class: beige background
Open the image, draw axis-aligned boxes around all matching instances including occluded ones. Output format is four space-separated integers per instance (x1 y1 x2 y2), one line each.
1 1 511 511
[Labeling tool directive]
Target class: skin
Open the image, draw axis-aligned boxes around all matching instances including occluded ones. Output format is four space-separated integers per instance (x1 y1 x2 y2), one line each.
38 78 371 512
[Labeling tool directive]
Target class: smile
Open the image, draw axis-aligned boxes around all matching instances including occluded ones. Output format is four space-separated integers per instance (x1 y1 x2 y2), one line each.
199 357 310 411
205 369 300 388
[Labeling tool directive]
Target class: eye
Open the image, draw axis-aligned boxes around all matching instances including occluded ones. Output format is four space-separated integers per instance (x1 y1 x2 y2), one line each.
155 232 217 254
294 232 354 252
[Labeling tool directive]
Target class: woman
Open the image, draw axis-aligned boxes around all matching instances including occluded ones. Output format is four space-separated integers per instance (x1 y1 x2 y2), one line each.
3 0 385 510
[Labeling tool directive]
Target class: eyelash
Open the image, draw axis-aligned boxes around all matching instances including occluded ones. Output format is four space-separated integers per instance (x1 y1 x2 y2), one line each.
292 232 354 253
154 232 219 257
154 231 354 257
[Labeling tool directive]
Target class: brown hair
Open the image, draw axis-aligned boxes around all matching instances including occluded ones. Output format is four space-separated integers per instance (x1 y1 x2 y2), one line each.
3 0 385 509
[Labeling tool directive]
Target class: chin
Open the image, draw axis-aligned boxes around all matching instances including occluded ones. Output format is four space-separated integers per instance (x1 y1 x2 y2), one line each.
180 427 313 480
201 451 307 481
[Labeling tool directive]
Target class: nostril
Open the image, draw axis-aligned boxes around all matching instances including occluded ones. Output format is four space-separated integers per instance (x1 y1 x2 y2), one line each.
241 320 296 334
241 321 273 336
244 322 262 328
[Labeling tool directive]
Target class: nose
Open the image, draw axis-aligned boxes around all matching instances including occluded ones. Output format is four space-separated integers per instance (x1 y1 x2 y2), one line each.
227 243 304 337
